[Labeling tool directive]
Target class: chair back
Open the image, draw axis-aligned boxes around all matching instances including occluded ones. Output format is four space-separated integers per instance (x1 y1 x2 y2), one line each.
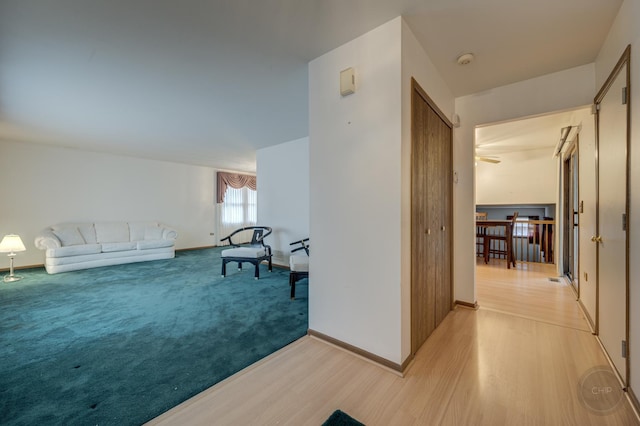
250 228 265 245
221 226 272 247
290 238 310 256
508 212 519 238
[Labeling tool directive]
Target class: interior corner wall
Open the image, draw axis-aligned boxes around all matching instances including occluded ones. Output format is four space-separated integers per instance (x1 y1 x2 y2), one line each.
256 137 309 266
308 17 403 364
401 19 455 361
595 0 640 400
454 64 596 304
0 140 217 267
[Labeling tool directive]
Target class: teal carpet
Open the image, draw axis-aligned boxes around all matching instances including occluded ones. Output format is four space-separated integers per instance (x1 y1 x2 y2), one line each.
0 247 308 425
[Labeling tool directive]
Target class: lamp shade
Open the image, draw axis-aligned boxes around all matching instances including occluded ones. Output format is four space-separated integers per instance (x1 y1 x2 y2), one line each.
0 235 26 253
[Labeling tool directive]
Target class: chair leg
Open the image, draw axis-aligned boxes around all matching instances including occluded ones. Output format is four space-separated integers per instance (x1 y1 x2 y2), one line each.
254 261 260 280
290 274 296 300
221 260 227 277
268 256 272 272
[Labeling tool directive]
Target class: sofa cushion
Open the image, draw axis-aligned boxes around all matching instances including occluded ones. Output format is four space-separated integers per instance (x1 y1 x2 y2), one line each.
95 223 130 243
129 222 158 241
78 224 97 244
221 246 266 258
101 242 137 253
144 226 163 240
289 254 309 272
47 244 102 258
52 227 85 246
137 239 174 250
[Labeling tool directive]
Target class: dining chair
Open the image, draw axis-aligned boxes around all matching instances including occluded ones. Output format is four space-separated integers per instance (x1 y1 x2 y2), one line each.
485 212 518 268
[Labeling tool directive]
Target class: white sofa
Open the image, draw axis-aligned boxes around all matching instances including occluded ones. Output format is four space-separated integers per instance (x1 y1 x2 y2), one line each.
35 222 177 274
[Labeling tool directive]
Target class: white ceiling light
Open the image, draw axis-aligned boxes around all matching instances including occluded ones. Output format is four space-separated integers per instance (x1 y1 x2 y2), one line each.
457 53 475 65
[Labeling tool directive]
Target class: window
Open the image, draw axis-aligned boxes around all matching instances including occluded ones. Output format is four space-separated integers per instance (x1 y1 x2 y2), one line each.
216 171 257 244
221 186 257 226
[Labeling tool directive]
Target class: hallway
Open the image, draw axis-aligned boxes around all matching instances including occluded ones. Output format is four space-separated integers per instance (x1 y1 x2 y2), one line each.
150 263 639 425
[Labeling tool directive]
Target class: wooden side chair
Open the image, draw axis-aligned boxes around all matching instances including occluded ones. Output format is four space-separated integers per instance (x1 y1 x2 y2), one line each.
486 212 518 268
289 238 309 300
221 226 273 279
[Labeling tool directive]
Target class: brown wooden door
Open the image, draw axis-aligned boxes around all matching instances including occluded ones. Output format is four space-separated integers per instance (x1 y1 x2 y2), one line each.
411 79 453 354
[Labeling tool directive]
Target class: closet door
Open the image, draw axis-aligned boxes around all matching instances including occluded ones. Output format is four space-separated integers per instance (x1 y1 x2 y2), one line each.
435 114 453 326
412 82 435 352
411 79 453 354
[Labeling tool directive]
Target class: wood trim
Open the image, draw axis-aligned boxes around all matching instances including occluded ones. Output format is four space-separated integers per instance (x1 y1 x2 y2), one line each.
593 43 631 386
594 45 631 104
411 77 453 128
1 246 217 272
455 300 479 310
175 245 217 252
627 386 640 420
307 329 408 375
0 263 45 272
577 298 596 334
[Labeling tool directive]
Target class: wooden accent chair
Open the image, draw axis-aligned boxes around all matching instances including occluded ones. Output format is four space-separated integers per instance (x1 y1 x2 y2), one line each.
289 238 309 300
485 212 518 268
221 226 273 279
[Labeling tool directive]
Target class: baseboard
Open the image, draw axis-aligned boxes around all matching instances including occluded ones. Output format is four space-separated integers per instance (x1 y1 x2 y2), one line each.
0 263 45 273
627 386 640 421
307 329 409 375
175 245 217 252
1 246 286 273
576 298 596 334
455 300 479 310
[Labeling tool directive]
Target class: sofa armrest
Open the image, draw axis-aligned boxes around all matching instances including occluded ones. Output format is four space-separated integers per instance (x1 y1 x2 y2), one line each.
35 229 62 250
161 225 178 240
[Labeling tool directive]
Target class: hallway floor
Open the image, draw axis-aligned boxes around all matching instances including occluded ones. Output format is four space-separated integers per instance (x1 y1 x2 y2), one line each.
149 261 639 425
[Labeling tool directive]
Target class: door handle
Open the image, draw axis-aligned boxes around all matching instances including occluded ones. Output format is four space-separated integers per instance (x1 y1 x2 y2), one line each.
426 229 431 235
591 235 602 243
441 226 446 231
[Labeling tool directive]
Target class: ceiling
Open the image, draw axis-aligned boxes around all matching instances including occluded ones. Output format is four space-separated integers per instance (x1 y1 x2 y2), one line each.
475 107 592 160
0 0 622 172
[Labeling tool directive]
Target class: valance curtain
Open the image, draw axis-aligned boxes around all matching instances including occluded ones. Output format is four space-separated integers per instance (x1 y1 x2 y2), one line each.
216 172 256 204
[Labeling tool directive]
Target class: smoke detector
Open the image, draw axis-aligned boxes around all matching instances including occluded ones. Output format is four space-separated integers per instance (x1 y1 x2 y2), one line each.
457 53 475 66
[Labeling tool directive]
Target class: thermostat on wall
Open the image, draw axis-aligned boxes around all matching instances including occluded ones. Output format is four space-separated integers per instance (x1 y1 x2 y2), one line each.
340 67 355 96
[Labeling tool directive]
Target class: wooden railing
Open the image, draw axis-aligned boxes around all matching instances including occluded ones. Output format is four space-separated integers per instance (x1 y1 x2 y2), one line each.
478 218 555 264
512 219 555 264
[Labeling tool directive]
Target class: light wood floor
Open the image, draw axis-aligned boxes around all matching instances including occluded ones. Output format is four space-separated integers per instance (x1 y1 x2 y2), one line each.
149 262 639 426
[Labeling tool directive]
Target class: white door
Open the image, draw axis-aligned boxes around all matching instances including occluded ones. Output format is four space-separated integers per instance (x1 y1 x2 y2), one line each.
596 56 629 384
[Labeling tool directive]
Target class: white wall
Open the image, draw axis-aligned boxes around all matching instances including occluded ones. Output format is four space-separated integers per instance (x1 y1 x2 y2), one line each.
454 64 596 303
401 20 455 361
309 17 403 364
0 140 217 267
595 0 640 399
476 148 557 205
256 137 309 266
308 16 455 365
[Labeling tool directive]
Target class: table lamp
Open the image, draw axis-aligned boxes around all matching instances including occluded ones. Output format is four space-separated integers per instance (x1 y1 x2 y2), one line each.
0 234 26 282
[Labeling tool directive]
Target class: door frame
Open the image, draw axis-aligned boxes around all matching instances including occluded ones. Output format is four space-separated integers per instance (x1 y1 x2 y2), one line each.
594 44 631 386
562 140 580 295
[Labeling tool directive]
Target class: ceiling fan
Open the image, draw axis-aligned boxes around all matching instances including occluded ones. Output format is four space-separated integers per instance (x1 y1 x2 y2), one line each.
475 155 501 164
